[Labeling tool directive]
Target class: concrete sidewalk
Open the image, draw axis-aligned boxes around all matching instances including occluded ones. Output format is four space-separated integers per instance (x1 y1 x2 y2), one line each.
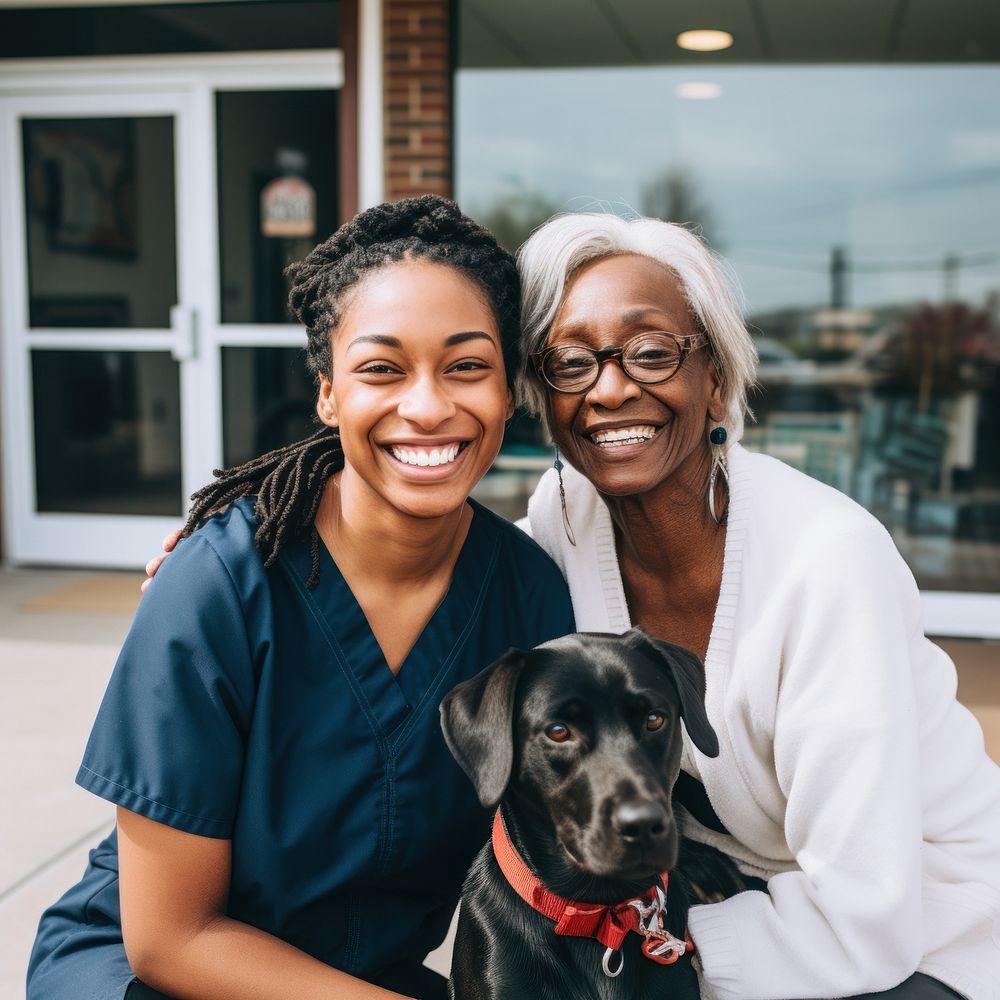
2 566 999 999
1 567 138 1000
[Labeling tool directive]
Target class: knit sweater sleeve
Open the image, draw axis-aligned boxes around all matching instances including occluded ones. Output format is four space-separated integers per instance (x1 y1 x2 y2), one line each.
688 514 929 999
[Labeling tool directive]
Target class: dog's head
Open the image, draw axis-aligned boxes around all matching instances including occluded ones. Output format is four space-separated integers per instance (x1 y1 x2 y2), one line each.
440 628 719 881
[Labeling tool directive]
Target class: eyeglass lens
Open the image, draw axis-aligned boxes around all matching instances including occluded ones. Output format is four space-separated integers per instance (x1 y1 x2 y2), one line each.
543 333 685 391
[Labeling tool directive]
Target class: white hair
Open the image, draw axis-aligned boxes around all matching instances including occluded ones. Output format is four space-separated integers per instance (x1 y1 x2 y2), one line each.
517 213 758 441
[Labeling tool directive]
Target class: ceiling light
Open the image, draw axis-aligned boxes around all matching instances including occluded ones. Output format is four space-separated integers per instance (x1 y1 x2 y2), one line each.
677 29 733 52
676 81 722 100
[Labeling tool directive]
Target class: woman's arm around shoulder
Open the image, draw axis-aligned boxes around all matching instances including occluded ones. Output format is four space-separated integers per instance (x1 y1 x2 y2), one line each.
141 529 182 593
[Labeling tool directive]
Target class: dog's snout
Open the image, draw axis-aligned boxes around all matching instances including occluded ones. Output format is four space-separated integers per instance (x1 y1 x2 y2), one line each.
613 800 668 844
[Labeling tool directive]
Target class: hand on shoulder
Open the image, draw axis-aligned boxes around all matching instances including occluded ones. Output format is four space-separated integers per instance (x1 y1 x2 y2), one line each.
140 529 182 593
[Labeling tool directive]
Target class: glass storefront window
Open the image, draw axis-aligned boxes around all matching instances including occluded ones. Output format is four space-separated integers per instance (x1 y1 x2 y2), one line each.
221 346 316 467
216 90 339 325
32 349 182 516
23 116 177 329
456 60 1000 592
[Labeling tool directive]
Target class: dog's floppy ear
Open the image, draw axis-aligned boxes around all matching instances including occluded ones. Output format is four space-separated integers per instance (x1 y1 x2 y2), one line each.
629 628 719 758
439 648 527 808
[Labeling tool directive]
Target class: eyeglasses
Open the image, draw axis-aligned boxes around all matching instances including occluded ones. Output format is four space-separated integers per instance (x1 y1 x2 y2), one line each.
532 333 705 395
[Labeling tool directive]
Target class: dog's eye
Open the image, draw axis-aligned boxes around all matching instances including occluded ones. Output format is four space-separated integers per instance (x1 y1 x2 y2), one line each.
645 712 666 732
544 723 572 743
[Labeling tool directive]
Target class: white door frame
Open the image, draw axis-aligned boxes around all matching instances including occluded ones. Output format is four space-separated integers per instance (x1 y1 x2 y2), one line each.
0 52 349 568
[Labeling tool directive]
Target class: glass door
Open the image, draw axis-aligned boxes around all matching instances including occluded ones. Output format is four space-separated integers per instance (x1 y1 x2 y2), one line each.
210 87 340 468
0 55 344 569
0 89 211 566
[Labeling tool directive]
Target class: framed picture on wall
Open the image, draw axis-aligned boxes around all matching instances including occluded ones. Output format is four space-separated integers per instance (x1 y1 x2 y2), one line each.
24 117 138 259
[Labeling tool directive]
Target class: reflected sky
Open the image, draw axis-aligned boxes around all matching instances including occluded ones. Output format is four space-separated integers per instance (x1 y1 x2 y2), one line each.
456 65 1000 313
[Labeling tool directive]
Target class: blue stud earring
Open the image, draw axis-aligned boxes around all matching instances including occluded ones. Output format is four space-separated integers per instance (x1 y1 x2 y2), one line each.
709 426 728 446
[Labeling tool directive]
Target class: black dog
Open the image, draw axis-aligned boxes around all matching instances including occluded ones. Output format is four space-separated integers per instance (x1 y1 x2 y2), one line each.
440 627 732 1000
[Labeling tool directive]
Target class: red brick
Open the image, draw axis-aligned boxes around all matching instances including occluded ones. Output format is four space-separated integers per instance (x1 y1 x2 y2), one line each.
383 0 451 201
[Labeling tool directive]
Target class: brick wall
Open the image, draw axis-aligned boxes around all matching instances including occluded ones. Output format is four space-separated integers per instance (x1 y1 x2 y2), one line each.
383 0 452 200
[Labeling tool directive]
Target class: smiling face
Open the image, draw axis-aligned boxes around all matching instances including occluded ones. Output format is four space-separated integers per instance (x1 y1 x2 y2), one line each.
544 254 725 499
316 260 513 520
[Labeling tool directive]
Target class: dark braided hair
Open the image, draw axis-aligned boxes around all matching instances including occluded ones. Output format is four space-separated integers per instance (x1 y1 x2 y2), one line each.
183 195 521 587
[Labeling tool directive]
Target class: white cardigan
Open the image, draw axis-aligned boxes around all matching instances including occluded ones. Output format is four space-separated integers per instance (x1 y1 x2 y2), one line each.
524 444 1000 1000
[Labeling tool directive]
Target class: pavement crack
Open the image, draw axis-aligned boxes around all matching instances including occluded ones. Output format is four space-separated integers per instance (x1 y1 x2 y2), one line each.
0 819 113 904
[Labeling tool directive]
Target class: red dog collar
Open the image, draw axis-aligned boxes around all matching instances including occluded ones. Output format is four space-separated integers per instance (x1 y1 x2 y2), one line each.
490 810 693 976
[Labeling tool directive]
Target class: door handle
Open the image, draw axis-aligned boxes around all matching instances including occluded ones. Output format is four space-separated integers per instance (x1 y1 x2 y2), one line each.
170 304 198 362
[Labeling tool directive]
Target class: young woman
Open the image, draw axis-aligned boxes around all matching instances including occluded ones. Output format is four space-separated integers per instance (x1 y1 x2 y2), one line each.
27 197 574 1000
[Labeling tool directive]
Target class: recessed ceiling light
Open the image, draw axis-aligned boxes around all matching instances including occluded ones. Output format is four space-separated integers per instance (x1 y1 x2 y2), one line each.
677 29 734 52
676 81 722 100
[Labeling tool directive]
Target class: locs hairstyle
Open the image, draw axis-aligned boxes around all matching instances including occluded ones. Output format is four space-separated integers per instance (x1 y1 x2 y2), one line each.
182 195 521 587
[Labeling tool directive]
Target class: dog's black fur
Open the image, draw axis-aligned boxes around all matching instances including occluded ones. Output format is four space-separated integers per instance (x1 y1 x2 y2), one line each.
440 628 744 1000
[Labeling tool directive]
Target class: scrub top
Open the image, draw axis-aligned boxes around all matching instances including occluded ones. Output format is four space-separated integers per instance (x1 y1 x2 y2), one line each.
28 498 575 1000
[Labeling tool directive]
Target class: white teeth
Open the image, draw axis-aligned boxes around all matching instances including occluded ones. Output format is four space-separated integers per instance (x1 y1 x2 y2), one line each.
590 425 658 447
389 444 462 467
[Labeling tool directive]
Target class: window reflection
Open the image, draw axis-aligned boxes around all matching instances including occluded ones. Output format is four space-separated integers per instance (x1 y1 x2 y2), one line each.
216 91 339 325
456 65 1000 591
23 116 177 329
32 350 182 515
222 347 316 467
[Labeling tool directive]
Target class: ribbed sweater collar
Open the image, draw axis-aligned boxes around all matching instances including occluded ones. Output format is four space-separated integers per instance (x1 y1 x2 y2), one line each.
527 444 751 679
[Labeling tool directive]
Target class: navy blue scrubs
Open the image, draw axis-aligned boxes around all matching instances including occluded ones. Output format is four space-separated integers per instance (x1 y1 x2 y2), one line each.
28 499 574 1000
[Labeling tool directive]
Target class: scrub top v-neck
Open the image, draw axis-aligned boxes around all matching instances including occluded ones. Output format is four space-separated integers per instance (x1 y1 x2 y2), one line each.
307 505 489 733
28 498 575 1000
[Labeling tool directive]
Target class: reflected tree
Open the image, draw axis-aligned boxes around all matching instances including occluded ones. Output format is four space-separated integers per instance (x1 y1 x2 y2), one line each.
867 298 1000 507
875 299 1000 412
640 167 719 250
474 185 562 254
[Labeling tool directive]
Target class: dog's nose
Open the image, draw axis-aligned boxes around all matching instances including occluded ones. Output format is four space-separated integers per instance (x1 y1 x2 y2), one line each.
613 801 668 844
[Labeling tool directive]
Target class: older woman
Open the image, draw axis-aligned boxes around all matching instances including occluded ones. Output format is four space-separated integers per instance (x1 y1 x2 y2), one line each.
516 213 1000 1000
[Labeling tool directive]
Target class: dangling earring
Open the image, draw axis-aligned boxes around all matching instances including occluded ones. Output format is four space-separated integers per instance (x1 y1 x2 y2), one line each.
554 449 577 546
707 425 729 526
